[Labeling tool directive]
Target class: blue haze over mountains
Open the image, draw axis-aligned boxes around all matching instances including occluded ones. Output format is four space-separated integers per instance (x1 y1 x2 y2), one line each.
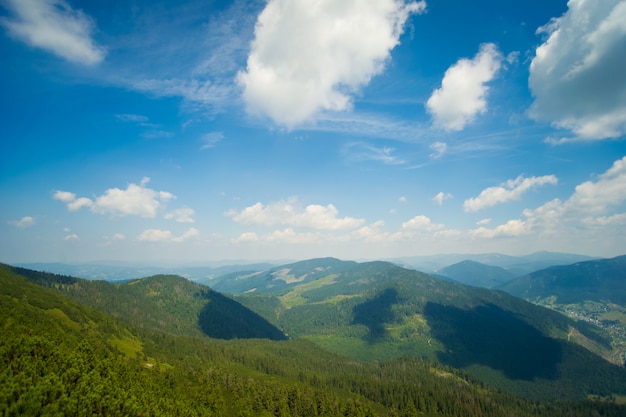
17 251 595 283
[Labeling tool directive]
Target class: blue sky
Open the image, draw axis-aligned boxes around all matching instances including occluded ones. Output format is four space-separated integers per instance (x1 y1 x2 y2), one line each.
1 0 625 264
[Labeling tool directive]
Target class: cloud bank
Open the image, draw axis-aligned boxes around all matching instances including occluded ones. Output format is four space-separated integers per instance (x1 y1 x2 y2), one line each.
226 198 365 230
238 0 426 127
529 0 626 141
54 177 181 219
464 175 558 212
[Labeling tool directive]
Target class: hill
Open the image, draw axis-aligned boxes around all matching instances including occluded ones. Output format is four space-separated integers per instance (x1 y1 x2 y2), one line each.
7 264 626 416
7 265 286 341
499 255 626 305
438 260 516 288
499 255 626 365
228 258 626 400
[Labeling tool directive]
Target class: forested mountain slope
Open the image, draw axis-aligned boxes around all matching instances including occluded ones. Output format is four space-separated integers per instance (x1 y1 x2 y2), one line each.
230 258 626 400
7 265 286 341
499 255 626 304
7 264 626 416
438 260 516 288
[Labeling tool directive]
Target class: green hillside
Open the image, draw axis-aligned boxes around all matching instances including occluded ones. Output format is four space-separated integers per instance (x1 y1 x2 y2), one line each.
7 265 286 341
438 260 516 288
499 255 626 305
499 255 626 365
231 258 626 400
7 264 626 416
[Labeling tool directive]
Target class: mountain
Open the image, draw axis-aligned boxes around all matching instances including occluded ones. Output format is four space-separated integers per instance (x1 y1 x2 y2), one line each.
7 265 286 341
438 260 516 288
391 251 596 276
499 255 626 305
229 258 626 400
498 255 626 365
8 264 626 416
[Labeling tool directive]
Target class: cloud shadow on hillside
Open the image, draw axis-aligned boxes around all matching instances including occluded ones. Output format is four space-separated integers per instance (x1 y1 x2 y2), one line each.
352 288 399 342
423 302 562 381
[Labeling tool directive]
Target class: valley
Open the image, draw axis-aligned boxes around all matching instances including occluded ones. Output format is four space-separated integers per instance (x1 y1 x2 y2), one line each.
3 254 626 416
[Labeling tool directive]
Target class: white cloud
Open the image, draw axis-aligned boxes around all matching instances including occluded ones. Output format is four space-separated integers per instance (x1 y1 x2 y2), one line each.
401 215 444 232
426 43 502 131
398 196 407 203
53 190 76 203
463 174 558 212
64 233 79 241
112 233 126 241
226 198 365 230
1 0 106 65
54 177 176 218
236 232 259 243
566 156 626 214
164 208 195 223
137 227 199 243
471 156 626 241
265 228 320 244
529 0 626 141
429 141 447 159
470 219 528 239
200 132 224 150
476 218 491 226
432 192 452 206
237 0 426 127
10 216 35 228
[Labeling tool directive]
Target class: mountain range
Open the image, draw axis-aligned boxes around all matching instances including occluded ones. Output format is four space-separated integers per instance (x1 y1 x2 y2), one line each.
3 256 626 415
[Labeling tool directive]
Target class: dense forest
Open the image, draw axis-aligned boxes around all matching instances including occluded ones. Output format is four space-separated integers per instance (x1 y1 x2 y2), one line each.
3 264 626 416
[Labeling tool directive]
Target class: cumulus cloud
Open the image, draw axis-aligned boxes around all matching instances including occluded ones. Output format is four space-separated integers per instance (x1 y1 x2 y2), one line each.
237 0 426 127
10 216 35 228
470 219 528 239
64 233 79 241
0 0 106 65
137 227 199 243
164 208 195 223
226 198 365 230
426 43 502 131
471 156 626 240
432 192 452 206
463 174 558 212
529 0 626 141
401 215 444 232
54 177 177 218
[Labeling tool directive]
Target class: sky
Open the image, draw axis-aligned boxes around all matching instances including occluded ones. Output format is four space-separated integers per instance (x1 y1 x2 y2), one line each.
1 0 625 264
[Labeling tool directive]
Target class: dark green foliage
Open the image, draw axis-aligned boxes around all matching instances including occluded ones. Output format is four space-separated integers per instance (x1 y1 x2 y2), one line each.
438 260 516 288
235 259 626 400
3 265 626 417
9 266 286 341
500 255 626 304
197 289 287 340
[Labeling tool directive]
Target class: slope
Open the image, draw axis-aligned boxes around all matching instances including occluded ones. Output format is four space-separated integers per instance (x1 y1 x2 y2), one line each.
438 260 516 288
232 258 626 400
499 255 626 365
8 264 626 416
8 265 286 341
499 255 626 305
